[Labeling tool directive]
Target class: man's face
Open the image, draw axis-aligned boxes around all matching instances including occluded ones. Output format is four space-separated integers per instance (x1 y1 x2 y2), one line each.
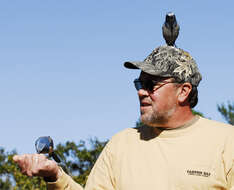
137 72 179 127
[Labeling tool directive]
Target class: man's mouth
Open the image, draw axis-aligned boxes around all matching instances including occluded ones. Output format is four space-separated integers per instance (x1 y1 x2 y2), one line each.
140 102 151 107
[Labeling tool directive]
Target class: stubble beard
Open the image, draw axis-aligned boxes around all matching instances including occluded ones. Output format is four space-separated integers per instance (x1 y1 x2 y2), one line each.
140 105 176 127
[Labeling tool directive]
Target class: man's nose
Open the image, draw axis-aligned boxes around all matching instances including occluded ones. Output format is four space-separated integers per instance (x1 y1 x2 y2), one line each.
137 88 149 97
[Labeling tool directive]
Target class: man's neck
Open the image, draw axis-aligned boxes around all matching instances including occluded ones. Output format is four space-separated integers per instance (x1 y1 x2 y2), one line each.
154 107 195 129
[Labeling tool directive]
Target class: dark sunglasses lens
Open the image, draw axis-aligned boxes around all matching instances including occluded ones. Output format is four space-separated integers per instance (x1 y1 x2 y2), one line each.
145 80 154 91
134 79 142 91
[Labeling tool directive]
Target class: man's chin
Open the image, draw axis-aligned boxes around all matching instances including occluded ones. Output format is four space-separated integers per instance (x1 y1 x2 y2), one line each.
140 117 154 127
141 115 167 127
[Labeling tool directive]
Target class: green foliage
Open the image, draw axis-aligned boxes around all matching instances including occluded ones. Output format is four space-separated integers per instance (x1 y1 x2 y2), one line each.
217 101 234 125
0 148 12 190
192 110 204 117
135 119 143 128
0 147 47 190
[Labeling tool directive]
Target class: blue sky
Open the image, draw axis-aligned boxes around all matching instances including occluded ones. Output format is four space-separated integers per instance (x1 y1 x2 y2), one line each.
0 1 233 154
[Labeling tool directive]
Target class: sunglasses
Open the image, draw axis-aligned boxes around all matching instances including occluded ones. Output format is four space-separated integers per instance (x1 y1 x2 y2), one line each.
134 78 176 92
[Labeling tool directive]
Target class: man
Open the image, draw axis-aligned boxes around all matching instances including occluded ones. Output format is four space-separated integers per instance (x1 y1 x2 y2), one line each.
14 45 234 189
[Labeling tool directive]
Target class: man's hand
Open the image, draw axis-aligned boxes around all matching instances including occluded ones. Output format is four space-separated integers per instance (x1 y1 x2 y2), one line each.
13 154 62 182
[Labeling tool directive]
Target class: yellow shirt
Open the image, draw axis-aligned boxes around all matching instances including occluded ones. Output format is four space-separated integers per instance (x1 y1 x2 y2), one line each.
48 116 234 190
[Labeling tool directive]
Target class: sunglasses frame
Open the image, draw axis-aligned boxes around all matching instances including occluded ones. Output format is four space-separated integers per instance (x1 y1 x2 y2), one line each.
134 78 177 92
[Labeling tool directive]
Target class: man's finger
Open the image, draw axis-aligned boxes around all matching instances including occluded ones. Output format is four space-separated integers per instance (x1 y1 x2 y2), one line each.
13 155 19 162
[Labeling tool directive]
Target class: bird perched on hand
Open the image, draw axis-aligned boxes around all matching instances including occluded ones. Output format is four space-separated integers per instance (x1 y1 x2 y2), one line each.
162 12 180 46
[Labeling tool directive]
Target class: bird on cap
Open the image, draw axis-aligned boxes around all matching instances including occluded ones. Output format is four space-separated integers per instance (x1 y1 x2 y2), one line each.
162 12 180 46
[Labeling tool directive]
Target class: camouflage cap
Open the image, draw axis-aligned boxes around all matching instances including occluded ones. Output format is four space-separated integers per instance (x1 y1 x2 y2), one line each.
124 45 202 86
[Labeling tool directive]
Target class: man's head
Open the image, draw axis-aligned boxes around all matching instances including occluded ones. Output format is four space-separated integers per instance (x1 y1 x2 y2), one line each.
124 45 202 127
124 45 202 108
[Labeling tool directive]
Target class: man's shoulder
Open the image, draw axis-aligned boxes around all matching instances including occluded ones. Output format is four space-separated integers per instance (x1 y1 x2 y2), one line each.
104 128 141 151
198 116 234 134
110 128 140 141
199 116 232 127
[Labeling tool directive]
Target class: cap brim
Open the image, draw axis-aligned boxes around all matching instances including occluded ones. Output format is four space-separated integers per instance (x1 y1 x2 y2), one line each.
124 61 155 71
124 61 157 74
124 61 142 69
124 61 170 77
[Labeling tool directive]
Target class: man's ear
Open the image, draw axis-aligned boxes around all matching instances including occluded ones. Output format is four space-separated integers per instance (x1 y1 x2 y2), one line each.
177 83 192 104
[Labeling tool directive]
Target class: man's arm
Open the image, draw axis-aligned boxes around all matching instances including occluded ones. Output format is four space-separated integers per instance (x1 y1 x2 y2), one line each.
47 168 83 190
223 130 234 190
84 144 116 190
